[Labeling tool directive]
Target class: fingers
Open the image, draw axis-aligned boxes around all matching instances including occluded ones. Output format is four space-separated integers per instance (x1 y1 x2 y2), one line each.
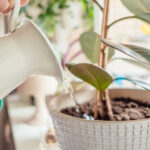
0 0 28 14
3 0 15 14
0 0 9 12
20 0 29 6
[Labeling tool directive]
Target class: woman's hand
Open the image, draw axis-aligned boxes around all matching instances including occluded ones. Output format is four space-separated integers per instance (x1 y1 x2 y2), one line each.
0 0 28 14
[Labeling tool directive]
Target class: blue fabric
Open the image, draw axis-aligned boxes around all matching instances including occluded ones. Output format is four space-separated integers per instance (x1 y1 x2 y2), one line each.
114 76 125 86
0 99 3 110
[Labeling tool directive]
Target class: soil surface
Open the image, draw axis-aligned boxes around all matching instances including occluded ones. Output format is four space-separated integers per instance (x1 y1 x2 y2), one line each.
61 97 150 121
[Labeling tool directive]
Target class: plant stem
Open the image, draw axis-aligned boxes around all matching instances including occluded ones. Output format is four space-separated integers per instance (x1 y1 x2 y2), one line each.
93 0 103 11
94 91 99 119
94 91 107 119
108 16 136 29
62 39 79 69
94 0 114 120
99 0 109 68
68 50 82 62
104 90 114 120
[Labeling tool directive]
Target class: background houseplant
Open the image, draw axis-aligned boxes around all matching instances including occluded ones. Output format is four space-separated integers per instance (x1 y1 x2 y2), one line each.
20 0 93 37
48 0 150 150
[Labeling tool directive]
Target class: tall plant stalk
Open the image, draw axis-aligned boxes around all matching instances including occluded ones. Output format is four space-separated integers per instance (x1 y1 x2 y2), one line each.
94 0 114 120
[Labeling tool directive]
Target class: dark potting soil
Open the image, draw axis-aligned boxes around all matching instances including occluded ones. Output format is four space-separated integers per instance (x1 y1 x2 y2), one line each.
61 97 150 121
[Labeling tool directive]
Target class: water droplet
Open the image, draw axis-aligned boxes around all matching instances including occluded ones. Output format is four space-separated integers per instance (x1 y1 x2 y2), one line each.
83 113 94 120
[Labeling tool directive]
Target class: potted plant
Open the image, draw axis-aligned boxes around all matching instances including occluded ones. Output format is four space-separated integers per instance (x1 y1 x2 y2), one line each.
47 0 150 150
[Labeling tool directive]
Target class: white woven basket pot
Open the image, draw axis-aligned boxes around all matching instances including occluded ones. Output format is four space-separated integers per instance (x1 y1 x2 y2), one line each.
48 89 150 150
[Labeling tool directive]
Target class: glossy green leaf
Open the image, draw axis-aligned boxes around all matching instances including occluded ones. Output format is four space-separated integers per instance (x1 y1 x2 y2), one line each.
112 58 150 70
137 13 150 24
80 31 100 63
124 44 150 62
121 1 150 24
101 38 150 65
108 13 150 29
121 0 150 14
114 77 150 91
66 63 113 92
108 47 115 60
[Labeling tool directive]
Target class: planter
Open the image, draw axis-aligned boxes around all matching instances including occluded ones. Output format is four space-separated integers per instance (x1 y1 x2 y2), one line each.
48 89 150 150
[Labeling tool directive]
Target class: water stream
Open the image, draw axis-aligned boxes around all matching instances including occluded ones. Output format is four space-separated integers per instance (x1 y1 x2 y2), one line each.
63 79 80 112
63 79 94 120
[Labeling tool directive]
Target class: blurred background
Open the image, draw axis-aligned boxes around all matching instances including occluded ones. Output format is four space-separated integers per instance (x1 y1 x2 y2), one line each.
0 0 150 150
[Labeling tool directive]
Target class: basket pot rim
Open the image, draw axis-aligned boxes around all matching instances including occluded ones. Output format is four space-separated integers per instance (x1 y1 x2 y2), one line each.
48 88 150 124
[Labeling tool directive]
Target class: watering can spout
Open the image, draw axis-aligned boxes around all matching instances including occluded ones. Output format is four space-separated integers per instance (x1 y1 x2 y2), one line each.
0 19 63 99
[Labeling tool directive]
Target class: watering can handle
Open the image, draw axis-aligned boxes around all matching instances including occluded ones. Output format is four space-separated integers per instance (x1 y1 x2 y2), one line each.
9 0 20 32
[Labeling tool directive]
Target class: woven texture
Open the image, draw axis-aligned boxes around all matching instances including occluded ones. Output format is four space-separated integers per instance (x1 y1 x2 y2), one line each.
48 89 150 150
50 111 150 150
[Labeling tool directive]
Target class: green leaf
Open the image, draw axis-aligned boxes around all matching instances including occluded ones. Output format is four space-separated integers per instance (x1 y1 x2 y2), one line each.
121 1 150 24
114 77 150 91
124 44 150 62
108 13 150 29
80 31 100 63
108 47 115 60
121 0 150 14
101 38 150 65
112 58 150 70
66 63 113 92
136 13 150 24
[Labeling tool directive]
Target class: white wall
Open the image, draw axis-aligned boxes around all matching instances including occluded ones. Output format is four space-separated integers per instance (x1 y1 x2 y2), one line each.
94 0 103 34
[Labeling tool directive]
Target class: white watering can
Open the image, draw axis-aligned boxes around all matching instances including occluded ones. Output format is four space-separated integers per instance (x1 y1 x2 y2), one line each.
0 0 63 99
